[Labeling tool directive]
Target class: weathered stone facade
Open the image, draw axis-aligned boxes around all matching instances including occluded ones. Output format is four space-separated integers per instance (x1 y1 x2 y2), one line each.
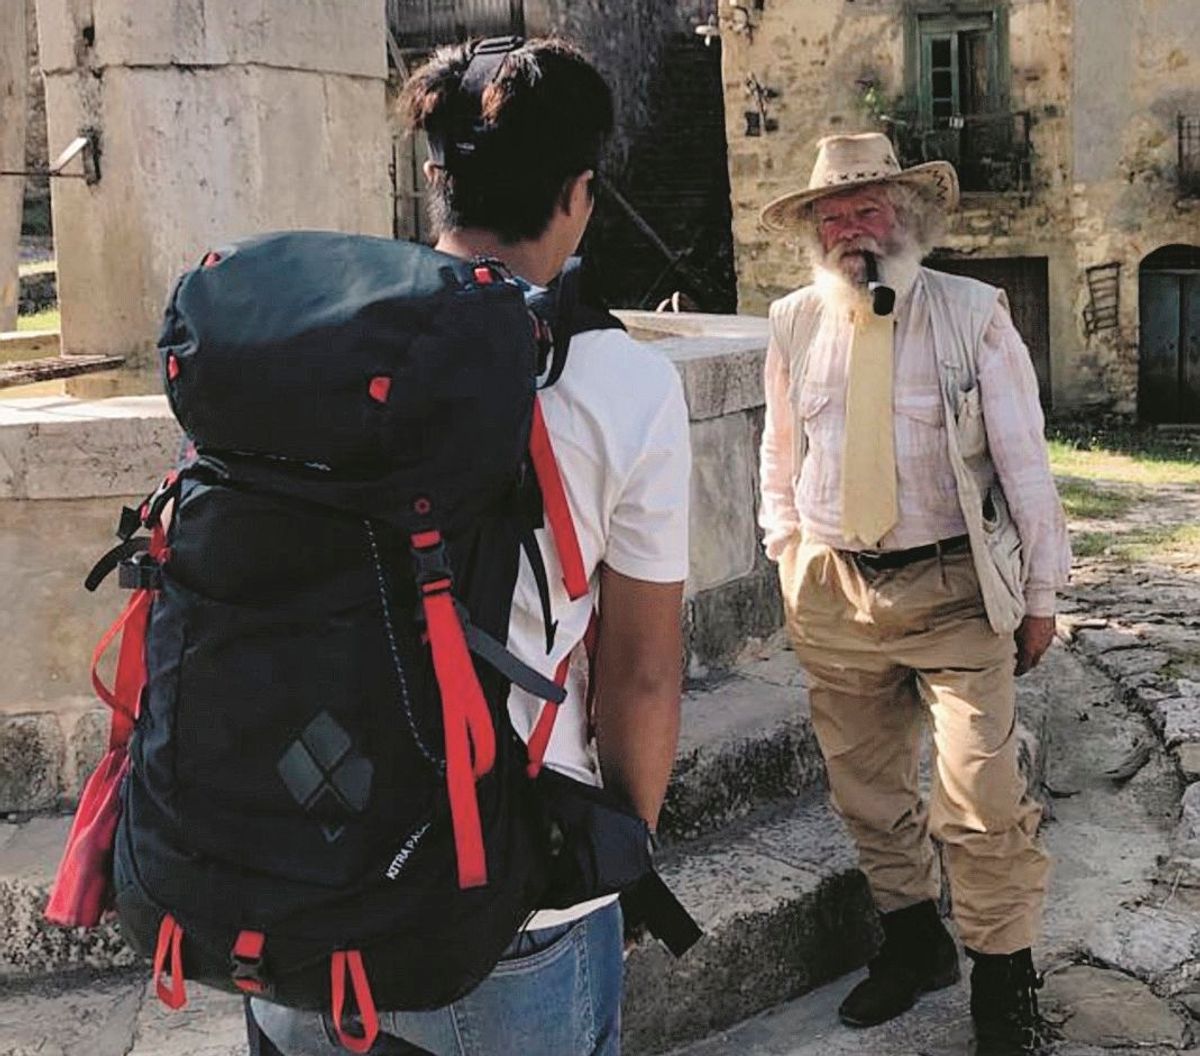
720 0 1200 415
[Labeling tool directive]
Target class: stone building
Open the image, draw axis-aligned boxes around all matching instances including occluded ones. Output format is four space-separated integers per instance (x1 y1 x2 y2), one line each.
719 0 1200 419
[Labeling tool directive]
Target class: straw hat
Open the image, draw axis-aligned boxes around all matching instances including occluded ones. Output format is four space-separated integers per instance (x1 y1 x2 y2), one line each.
760 132 959 232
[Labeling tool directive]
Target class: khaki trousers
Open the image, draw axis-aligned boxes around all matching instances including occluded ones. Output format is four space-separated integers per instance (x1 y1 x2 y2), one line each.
779 539 1049 954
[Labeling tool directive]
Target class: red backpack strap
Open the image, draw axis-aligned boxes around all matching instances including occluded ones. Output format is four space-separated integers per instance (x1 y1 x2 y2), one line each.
330 950 380 1054
153 913 188 1010
525 653 571 779
412 529 496 890
529 398 588 600
89 523 167 749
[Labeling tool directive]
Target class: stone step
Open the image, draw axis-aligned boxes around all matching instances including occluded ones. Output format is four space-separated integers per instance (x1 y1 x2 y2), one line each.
624 797 877 1054
0 795 877 1056
0 657 823 981
661 654 822 841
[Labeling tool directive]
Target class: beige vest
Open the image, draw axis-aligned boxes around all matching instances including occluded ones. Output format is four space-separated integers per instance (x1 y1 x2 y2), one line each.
770 267 1026 635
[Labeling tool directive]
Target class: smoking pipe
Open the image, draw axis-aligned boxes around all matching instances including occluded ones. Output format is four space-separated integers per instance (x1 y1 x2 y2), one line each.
863 252 895 316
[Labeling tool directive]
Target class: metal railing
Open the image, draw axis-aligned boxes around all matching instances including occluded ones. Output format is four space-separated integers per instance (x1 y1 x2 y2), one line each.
887 110 1033 196
387 0 523 51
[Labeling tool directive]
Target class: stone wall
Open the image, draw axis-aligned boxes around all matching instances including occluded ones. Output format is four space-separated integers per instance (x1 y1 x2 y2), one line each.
34 0 393 391
0 328 775 811
720 0 1200 415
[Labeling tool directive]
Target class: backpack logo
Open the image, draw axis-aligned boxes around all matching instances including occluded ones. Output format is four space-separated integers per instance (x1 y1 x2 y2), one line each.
385 822 431 880
277 712 374 843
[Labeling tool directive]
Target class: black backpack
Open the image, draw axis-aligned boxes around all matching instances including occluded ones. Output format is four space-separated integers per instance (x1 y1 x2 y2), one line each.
54 232 696 1053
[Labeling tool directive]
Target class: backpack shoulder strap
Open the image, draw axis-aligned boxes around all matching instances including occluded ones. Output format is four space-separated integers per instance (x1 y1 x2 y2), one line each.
529 257 625 389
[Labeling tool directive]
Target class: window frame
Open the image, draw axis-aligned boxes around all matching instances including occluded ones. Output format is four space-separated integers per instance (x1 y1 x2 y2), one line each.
904 3 1011 124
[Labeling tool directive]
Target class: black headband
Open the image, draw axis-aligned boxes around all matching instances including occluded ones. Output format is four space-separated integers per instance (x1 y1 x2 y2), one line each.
427 36 525 169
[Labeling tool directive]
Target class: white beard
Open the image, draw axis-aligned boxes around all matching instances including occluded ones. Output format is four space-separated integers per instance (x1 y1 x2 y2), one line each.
811 239 924 315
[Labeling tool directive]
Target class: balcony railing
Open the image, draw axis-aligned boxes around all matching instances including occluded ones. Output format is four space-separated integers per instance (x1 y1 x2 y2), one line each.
1179 115 1200 198
887 110 1033 197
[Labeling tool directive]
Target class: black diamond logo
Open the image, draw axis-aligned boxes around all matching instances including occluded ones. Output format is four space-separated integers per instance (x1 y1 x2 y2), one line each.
278 712 374 843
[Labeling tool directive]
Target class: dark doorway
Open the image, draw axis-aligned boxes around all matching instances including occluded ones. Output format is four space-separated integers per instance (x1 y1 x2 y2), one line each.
1139 245 1200 424
925 255 1052 407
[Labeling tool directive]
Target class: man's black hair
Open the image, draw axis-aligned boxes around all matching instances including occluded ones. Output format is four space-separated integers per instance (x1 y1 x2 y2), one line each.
402 38 614 243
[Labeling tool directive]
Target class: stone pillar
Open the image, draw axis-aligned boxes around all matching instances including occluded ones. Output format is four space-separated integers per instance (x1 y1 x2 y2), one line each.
35 0 393 392
0 0 28 331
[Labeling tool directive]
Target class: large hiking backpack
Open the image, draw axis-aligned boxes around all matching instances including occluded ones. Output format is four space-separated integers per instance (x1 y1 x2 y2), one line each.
45 232 694 1053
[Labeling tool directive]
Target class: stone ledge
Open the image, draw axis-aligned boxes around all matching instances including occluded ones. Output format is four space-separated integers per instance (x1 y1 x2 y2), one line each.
616 312 768 422
662 666 820 841
0 396 180 499
624 798 876 1054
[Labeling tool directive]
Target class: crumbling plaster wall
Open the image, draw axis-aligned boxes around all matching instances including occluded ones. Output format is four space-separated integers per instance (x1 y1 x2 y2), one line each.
1070 0 1200 415
722 0 1200 414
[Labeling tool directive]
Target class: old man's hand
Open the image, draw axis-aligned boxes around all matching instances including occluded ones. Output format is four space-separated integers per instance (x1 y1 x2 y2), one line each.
1014 615 1055 676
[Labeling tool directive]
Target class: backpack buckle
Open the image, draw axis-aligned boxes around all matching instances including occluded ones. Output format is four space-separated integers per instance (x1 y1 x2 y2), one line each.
117 551 162 591
410 532 452 588
230 930 271 997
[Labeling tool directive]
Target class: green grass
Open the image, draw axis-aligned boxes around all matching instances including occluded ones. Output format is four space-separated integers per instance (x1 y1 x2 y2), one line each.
1047 424 1200 487
16 307 60 332
1055 478 1138 520
1072 524 1200 562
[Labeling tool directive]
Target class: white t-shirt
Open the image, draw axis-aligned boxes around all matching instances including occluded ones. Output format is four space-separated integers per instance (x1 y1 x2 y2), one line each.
505 324 691 929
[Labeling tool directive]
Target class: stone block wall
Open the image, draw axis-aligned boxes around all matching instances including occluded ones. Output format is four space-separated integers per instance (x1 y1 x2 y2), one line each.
33 0 393 390
719 0 1200 416
0 324 778 810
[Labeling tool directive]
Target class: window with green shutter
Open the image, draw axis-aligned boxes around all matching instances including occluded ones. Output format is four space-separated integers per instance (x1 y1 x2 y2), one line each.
902 5 1028 194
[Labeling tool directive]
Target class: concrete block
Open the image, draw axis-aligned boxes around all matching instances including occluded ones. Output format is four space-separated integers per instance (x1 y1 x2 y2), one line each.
43 61 391 381
0 713 63 812
0 495 148 709
687 413 759 595
670 340 767 422
68 707 111 800
0 396 180 499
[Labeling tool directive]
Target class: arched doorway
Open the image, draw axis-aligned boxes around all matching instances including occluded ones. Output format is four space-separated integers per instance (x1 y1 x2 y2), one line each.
1139 245 1200 423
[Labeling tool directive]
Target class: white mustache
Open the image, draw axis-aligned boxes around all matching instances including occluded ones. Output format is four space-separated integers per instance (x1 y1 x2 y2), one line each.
829 238 883 262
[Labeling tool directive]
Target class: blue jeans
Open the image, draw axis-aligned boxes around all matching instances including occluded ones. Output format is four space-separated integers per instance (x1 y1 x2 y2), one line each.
252 901 622 1056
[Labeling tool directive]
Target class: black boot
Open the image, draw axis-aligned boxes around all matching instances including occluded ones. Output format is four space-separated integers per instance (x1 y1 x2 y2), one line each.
968 947 1050 1055
838 900 961 1028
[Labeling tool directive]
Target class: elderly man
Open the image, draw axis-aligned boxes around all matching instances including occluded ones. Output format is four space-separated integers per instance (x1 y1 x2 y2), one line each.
758 133 1070 1055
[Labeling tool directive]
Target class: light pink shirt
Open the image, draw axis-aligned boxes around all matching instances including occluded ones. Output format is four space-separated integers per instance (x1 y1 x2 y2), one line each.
759 275 1070 617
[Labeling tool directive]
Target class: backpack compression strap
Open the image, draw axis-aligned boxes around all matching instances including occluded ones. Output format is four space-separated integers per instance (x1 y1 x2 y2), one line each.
412 528 497 889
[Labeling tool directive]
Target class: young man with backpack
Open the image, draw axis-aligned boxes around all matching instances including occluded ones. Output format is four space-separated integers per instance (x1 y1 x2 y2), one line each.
244 36 691 1056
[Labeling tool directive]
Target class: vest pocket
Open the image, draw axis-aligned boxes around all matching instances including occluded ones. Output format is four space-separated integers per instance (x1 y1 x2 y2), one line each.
954 385 987 460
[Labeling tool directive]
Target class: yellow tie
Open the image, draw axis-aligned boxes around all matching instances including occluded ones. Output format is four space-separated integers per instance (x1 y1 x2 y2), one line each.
841 308 897 547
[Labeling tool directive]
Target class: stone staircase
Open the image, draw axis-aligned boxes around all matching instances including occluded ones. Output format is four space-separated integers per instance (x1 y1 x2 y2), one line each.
0 638 1055 1055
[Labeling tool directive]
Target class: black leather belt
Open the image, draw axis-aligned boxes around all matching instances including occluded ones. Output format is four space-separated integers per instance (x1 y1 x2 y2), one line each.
847 534 971 572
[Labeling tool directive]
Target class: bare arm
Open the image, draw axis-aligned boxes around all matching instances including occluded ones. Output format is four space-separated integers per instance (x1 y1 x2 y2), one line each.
592 565 683 831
